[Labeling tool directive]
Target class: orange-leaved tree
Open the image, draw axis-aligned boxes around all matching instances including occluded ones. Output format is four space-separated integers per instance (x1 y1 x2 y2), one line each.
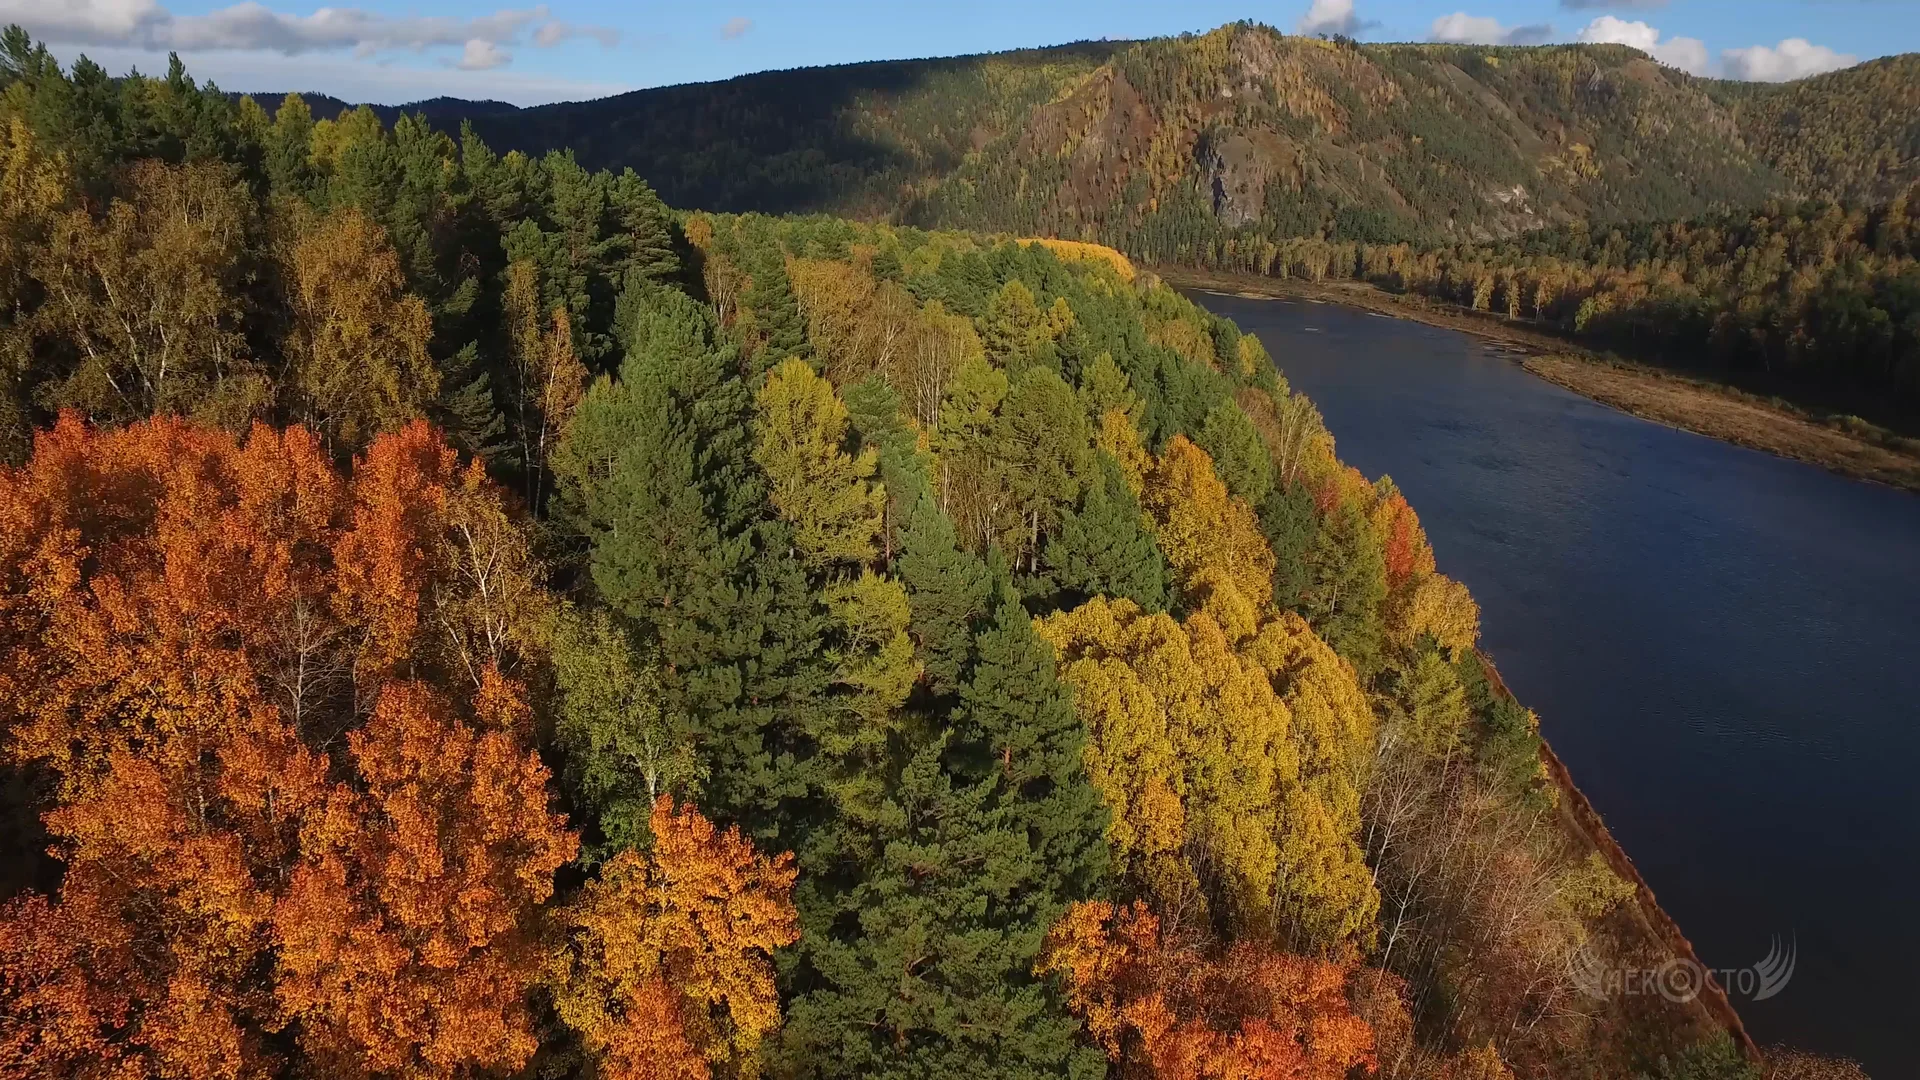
1038 900 1376 1080
552 795 800 1080
0 414 573 1079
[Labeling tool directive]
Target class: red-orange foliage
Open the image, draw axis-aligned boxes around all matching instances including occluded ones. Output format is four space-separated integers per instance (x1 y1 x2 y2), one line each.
333 416 459 682
0 891 139 1079
0 414 573 1080
1038 901 1376 1080
272 679 575 1077
1371 489 1434 592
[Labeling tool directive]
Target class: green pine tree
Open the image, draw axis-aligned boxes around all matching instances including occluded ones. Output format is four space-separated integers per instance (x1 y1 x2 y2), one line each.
1303 495 1388 678
553 285 828 840
1260 480 1319 610
780 557 1109 1080
1038 452 1170 613
1195 397 1274 506
844 375 932 564
998 367 1092 571
895 492 992 696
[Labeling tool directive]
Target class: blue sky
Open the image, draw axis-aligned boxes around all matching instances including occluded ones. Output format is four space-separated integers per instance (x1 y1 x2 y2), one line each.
4 0 1915 105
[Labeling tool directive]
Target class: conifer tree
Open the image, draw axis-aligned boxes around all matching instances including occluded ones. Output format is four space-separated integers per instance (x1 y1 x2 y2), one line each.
979 278 1048 368
608 168 680 285
1301 488 1388 678
1196 398 1275 507
998 366 1092 569
780 567 1108 1080
894 492 992 695
554 286 827 838
1394 647 1470 758
1039 453 1170 613
932 354 1013 551
262 92 317 200
738 226 810 372
1260 480 1320 610
955 577 1111 906
843 375 929 563
1076 351 1145 433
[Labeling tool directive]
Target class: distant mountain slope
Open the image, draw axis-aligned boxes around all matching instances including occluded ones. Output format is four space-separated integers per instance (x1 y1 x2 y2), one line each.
1709 53 1920 204
908 30 1787 255
238 92 521 132
257 24 1918 257
453 42 1122 218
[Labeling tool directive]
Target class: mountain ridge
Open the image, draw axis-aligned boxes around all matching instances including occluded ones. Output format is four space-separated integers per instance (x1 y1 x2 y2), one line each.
241 24 1920 255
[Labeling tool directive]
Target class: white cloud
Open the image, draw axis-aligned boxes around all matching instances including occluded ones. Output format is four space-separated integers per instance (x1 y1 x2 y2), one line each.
0 0 617 57
1429 13 1554 46
1722 38 1857 82
720 17 753 41
452 38 511 71
533 19 619 48
1571 15 1857 81
1576 15 1709 75
77 42 631 105
1297 0 1362 37
2 0 169 47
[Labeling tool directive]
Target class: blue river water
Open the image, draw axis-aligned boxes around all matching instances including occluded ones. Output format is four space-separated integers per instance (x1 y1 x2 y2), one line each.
1193 291 1920 1076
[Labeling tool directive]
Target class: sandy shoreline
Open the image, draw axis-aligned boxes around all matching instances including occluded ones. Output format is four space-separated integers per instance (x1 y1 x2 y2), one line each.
1163 267 1920 495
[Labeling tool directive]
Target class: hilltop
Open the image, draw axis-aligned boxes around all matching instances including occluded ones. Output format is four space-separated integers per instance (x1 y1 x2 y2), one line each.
252 24 1919 258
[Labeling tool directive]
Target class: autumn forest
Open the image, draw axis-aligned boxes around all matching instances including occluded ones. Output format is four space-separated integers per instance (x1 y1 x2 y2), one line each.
0 25 1867 1080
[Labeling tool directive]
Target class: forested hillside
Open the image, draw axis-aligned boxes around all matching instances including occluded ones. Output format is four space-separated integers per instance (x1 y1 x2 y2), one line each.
911 31 1785 257
275 23 1905 260
0 31 1864 1080
450 41 1124 220
1710 55 1920 205
218 22 1920 426
1198 186 1920 419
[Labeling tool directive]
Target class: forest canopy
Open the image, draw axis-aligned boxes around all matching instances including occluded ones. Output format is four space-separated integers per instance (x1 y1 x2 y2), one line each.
187 23 1920 423
0 30 1794 1080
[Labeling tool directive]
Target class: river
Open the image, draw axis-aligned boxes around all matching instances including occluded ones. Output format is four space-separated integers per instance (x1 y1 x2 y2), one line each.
1192 291 1920 1076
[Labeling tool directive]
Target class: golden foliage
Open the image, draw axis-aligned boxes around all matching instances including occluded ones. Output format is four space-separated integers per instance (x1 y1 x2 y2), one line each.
1040 589 1379 946
553 796 800 1080
787 257 920 385
281 207 437 454
1142 436 1275 612
1038 597 1294 926
1385 573 1480 658
1147 316 1218 371
1021 238 1137 282
1439 1042 1516 1080
32 159 264 427
1239 612 1379 947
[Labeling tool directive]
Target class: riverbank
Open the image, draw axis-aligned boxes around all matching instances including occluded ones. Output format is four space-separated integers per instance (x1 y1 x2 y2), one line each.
1161 268 1920 494
1476 652 1759 1069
